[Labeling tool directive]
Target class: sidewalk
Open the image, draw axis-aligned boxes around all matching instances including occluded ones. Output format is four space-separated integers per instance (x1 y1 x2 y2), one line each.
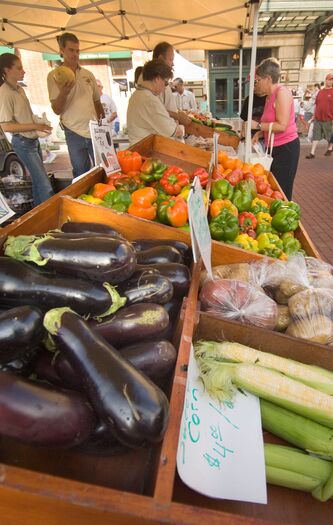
45 141 333 265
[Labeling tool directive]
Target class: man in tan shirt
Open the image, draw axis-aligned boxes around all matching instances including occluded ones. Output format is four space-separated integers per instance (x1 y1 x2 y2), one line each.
47 33 104 178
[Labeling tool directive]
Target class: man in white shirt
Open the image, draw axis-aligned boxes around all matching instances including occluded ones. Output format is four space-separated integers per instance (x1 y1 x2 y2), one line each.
173 78 198 112
96 79 118 128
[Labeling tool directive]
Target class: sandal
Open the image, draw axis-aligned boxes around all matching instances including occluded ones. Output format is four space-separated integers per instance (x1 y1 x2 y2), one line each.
306 153 315 159
324 150 332 156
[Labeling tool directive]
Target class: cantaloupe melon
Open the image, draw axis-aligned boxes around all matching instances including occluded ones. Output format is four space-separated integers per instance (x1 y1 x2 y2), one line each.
53 65 75 86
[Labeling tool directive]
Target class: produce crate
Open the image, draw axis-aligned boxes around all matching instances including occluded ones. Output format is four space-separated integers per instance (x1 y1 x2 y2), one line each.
0 194 330 525
185 121 240 149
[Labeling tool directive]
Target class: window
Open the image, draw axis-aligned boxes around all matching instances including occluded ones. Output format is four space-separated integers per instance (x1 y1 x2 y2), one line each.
110 59 132 76
209 48 272 69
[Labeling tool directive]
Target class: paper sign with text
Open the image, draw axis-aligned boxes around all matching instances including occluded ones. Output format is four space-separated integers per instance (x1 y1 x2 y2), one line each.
89 121 120 175
188 176 212 278
0 192 15 225
177 346 267 504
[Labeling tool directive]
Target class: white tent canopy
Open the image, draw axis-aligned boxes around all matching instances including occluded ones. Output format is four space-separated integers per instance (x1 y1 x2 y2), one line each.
0 0 254 53
126 51 207 84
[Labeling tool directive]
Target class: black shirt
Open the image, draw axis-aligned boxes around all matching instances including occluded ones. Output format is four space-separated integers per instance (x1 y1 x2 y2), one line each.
240 94 267 122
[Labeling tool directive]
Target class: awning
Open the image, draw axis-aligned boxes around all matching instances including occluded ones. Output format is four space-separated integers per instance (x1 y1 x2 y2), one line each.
0 1 253 53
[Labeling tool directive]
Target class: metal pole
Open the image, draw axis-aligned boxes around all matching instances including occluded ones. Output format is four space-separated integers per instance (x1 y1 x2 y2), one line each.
245 1 260 163
238 46 243 132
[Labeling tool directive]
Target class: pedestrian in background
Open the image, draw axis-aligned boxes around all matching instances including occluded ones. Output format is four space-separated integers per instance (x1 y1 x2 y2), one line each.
47 32 104 179
306 73 333 158
173 78 198 112
0 53 54 206
96 79 119 133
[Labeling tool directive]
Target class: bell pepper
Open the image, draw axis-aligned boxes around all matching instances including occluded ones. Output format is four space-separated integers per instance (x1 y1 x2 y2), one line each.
238 211 257 232
257 233 283 258
280 231 294 241
212 164 224 180
270 199 301 218
117 150 142 173
140 158 168 182
113 176 141 193
159 166 190 195
231 183 253 213
131 187 157 208
255 223 274 236
233 233 259 252
224 169 243 186
211 179 234 201
102 189 132 212
209 199 238 218
191 167 209 187
238 179 257 198
127 203 157 221
157 196 188 227
282 236 302 255
78 194 104 205
179 186 208 206
250 198 269 215
209 208 240 242
271 208 299 233
271 190 284 200
91 182 116 199
256 212 272 225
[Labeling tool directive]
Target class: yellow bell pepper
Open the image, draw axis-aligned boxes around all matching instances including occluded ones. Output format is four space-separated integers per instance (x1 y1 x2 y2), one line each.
256 211 272 225
234 233 259 252
78 194 104 205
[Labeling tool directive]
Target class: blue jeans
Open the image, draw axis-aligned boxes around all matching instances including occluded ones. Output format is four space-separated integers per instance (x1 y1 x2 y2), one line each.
63 126 94 179
11 135 54 206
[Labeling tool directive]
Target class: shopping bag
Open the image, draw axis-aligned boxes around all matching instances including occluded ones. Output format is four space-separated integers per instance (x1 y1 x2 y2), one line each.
248 122 274 170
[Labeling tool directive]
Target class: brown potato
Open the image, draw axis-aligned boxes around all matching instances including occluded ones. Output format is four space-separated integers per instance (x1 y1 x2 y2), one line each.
200 263 250 288
286 316 333 345
275 305 291 332
288 288 333 321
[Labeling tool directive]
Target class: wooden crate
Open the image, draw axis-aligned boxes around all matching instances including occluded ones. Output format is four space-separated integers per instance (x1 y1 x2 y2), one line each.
185 121 240 149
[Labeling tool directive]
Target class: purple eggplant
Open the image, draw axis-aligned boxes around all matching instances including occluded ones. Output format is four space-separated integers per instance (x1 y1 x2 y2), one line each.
119 340 177 382
136 245 183 265
4 235 137 284
53 352 83 391
135 263 190 297
132 239 191 264
44 308 169 448
33 348 64 387
61 221 123 238
0 347 38 376
0 305 45 364
90 303 169 346
0 257 126 318
0 372 96 447
117 272 173 305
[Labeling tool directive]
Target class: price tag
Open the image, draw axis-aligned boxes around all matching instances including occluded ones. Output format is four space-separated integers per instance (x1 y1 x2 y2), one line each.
0 192 15 225
177 346 267 504
89 120 121 175
188 176 212 278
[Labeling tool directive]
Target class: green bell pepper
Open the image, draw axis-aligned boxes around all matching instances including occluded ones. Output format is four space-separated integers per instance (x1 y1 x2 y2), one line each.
257 232 283 258
271 208 299 232
209 208 240 242
103 189 132 212
231 183 253 213
255 223 274 236
270 199 301 218
211 179 234 201
282 236 302 255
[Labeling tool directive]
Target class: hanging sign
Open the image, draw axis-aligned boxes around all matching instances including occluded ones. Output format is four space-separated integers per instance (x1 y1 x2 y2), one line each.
177 346 267 504
89 121 121 175
187 176 212 278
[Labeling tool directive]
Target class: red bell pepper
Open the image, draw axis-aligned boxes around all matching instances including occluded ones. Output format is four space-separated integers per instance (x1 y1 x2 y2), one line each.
159 166 190 195
238 211 257 232
191 167 209 187
224 169 243 186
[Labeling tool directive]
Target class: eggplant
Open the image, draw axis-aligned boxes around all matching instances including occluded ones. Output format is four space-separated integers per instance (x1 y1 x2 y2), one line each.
44 308 169 448
163 298 182 323
5 235 137 284
33 348 64 387
0 347 38 376
136 245 183 265
117 272 173 305
90 303 169 346
0 257 126 317
132 239 191 264
135 263 191 297
0 305 45 364
53 352 83 391
76 421 127 456
61 221 123 238
119 340 177 382
0 372 96 447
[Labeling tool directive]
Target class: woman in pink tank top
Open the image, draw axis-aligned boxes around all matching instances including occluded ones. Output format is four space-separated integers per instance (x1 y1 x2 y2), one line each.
249 58 300 200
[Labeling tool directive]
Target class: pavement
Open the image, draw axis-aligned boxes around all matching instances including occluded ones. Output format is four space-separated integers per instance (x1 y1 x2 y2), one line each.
44 140 333 265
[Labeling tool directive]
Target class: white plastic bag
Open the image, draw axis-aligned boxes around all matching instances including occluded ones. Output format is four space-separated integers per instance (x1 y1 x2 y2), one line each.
248 122 274 170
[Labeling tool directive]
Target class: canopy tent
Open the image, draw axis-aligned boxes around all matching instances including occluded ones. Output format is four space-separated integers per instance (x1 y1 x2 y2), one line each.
126 51 207 83
0 0 254 53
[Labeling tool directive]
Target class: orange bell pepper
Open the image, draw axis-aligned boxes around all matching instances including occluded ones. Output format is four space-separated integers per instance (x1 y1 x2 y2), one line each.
128 203 157 220
91 182 116 199
157 196 188 227
117 150 142 173
209 199 238 218
131 187 158 208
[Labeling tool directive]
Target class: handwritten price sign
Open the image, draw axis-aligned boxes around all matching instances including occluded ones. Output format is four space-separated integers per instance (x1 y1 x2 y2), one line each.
89 121 120 175
177 346 267 503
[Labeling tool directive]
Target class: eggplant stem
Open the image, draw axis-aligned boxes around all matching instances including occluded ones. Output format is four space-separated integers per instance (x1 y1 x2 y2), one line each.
43 307 74 335
94 283 127 320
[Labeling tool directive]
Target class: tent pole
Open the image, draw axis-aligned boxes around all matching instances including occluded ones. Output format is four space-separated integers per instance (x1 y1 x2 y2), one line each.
238 46 243 132
245 0 260 163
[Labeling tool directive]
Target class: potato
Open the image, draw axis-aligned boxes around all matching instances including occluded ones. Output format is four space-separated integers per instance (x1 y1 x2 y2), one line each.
275 305 291 332
279 278 307 298
286 316 333 345
288 288 333 321
272 287 290 305
200 263 250 288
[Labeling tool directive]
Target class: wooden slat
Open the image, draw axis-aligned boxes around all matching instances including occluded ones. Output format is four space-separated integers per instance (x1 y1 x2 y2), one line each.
185 122 240 149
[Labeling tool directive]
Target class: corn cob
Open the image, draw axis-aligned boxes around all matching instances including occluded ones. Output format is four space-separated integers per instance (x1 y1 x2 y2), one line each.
196 360 333 429
194 340 333 395
260 399 333 459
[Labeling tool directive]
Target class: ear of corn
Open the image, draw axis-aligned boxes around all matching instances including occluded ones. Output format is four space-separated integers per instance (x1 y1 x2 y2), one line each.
194 340 333 395
260 399 333 459
264 444 333 496
197 360 333 429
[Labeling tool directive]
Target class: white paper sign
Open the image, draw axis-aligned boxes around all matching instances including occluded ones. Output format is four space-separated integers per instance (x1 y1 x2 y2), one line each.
177 346 267 504
89 120 121 175
0 192 15 224
187 176 212 278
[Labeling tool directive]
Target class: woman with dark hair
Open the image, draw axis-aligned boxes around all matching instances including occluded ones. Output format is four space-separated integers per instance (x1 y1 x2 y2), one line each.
250 57 300 200
127 59 184 145
134 66 143 88
0 53 54 205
